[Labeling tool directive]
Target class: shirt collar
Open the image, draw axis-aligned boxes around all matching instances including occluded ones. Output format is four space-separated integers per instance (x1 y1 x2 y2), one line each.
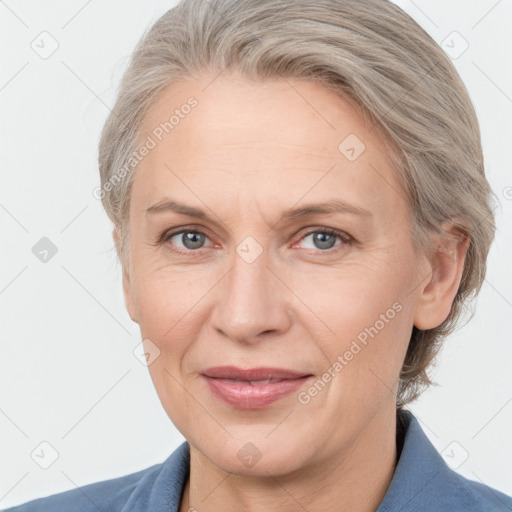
376 408 450 511
122 408 509 512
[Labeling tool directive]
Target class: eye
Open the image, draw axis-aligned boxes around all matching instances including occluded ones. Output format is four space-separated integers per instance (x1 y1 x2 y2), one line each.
295 227 353 253
159 226 353 255
161 228 214 253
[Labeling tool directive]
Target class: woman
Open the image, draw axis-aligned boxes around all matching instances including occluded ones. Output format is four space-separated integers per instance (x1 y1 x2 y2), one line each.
4 0 511 510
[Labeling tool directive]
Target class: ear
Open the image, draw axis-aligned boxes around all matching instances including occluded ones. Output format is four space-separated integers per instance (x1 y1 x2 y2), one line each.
113 226 138 324
413 221 470 330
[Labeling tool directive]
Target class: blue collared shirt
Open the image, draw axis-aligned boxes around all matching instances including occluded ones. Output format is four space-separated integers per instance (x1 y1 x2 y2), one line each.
3 410 511 511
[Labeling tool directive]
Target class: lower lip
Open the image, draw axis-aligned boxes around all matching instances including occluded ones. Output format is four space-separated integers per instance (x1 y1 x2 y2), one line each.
202 375 312 409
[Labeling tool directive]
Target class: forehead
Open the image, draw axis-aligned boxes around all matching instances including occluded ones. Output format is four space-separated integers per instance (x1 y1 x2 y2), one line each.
133 71 407 224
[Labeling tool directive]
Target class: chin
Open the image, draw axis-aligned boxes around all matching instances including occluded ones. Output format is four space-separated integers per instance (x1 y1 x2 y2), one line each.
199 435 309 478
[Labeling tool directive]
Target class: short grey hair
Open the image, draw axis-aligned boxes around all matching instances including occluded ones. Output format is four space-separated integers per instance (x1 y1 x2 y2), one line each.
98 0 497 406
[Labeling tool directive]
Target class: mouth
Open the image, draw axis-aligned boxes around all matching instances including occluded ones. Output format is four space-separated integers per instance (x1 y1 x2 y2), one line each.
201 366 313 409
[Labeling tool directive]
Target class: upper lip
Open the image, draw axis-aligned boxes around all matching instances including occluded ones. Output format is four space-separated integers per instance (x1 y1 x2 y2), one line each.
202 366 311 380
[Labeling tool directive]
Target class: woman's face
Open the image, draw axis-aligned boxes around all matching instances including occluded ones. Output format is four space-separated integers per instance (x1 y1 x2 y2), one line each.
122 71 433 475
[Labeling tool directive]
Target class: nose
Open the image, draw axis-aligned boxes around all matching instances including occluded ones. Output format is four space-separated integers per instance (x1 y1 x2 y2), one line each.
210 245 292 344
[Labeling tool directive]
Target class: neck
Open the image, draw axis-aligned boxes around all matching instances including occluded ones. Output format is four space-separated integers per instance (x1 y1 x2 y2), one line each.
180 404 398 512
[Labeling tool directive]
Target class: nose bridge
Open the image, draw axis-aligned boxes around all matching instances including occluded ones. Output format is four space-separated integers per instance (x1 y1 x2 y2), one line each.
211 237 290 342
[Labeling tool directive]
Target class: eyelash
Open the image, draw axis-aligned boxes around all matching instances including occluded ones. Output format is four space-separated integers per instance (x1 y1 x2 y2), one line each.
158 225 354 256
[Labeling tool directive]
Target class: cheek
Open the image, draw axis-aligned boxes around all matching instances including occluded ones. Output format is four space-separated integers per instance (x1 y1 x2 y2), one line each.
288 259 408 339
145 359 194 440
345 310 412 412
133 268 204 339
290 261 412 398
134 273 202 432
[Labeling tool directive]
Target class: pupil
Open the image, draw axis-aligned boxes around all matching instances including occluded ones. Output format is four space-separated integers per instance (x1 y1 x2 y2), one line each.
183 232 204 249
315 233 335 250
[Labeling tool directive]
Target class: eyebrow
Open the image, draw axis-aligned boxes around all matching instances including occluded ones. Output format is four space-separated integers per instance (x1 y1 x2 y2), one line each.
145 198 373 223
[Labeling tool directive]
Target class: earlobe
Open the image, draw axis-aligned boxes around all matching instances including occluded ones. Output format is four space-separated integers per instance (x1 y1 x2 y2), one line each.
413 222 470 331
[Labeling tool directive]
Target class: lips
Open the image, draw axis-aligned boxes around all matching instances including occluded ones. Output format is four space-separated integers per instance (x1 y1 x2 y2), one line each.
201 366 313 409
201 366 310 381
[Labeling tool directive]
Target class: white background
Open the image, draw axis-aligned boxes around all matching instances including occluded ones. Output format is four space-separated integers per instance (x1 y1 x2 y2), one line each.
0 0 511 508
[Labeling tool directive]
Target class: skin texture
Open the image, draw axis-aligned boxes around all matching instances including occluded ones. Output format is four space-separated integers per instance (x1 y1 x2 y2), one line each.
117 70 469 512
